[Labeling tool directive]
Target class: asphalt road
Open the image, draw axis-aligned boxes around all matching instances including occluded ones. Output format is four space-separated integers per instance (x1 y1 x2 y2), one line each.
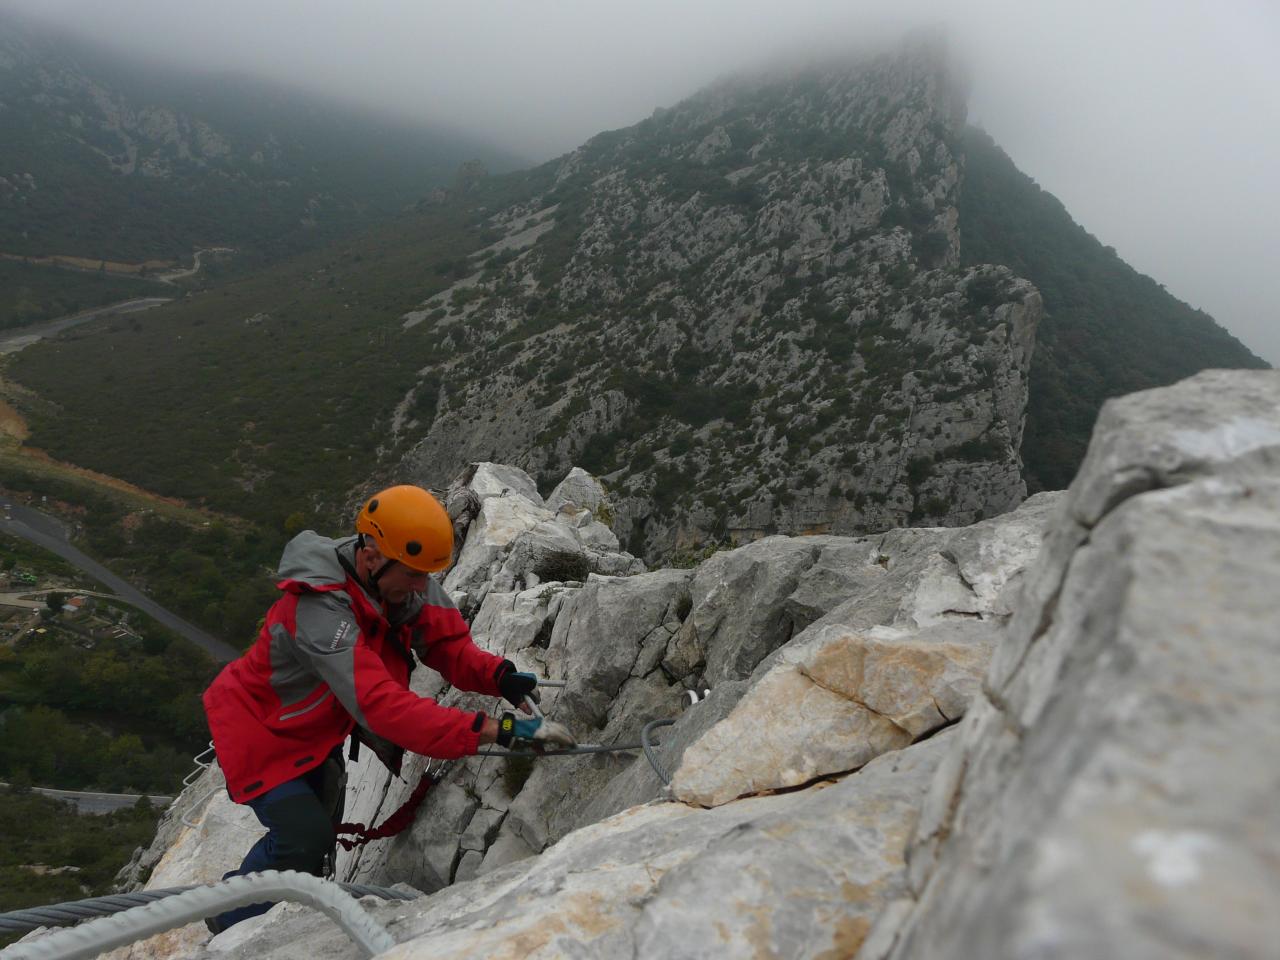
0 781 172 815
0 297 171 355
0 502 238 662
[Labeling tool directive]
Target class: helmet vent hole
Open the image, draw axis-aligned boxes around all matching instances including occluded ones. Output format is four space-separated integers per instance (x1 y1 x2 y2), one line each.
406 540 422 556
368 499 379 513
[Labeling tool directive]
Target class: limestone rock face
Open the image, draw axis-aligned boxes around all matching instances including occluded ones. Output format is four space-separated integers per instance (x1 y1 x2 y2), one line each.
100 764 261 960
442 463 644 615
668 492 1056 807
879 369 1280 960
671 621 990 806
394 36 1041 560
122 737 948 960
336 468 1059 898
206 734 948 960
105 375 1278 960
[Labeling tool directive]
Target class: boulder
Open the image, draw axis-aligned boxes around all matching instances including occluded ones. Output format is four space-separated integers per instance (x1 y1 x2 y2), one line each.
667 492 1058 807
467 461 543 505
546 466 609 516
671 620 992 806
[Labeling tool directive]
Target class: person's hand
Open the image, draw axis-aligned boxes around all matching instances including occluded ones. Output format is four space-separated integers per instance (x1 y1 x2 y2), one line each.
498 665 540 711
498 713 577 750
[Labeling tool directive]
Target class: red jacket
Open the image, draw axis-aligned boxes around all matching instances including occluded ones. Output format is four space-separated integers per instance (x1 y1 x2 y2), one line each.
203 531 507 803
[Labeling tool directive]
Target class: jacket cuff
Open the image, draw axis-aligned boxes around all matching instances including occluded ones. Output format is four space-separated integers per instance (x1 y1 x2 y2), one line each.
470 711 486 733
493 659 515 685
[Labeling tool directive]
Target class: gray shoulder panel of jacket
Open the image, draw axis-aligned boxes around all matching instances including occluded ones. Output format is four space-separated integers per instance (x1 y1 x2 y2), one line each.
293 591 368 727
390 574 456 628
269 621 317 708
424 576 458 610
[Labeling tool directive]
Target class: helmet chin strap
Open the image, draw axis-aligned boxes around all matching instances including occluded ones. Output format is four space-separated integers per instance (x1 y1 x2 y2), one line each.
357 533 396 598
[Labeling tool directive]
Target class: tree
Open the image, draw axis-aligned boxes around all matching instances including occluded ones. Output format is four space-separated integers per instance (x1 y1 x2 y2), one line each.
282 511 307 536
45 591 66 614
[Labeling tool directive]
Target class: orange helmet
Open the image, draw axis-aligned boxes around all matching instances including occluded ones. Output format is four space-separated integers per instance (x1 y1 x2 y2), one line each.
356 485 453 573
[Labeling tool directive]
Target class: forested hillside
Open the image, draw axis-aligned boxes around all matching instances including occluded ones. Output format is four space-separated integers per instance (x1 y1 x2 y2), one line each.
10 41 1043 563
957 128 1268 490
0 260 163 330
4 39 1268 576
0 9 522 267
5 178 543 535
0 788 161 949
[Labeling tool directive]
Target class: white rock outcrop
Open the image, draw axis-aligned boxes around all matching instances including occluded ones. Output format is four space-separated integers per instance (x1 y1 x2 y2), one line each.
876 369 1280 960
105 369 1279 960
111 462 1057 959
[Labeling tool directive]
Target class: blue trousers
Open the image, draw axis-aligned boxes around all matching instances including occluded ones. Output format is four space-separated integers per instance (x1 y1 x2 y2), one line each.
210 763 337 931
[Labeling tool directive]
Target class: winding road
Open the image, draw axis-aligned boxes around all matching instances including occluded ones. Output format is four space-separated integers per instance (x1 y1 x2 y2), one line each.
0 502 237 662
0 297 171 355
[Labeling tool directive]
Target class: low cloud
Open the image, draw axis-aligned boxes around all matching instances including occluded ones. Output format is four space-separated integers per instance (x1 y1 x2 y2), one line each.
6 0 1277 363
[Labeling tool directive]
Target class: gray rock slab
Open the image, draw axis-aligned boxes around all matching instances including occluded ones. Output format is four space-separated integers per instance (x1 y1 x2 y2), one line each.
497 520 590 587
888 370 1280 960
458 806 506 854
444 493 553 606
381 779 477 893
677 535 830 684
546 466 609 515
468 462 543 505
474 827 535 877
671 620 992 806
452 850 484 885
468 584 566 661
340 733 954 960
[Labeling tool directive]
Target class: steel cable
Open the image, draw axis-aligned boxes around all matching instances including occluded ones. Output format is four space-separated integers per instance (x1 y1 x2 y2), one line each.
641 718 676 785
2 679 691 955
1 871 395 960
0 880 412 936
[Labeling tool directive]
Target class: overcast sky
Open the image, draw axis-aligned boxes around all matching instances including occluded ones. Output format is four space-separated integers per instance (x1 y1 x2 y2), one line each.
7 0 1278 365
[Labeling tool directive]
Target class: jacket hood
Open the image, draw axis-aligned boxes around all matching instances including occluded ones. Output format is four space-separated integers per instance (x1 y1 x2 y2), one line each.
276 531 427 624
277 530 358 590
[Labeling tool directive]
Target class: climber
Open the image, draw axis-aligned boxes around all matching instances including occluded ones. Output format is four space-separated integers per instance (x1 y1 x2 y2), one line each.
200 484 575 933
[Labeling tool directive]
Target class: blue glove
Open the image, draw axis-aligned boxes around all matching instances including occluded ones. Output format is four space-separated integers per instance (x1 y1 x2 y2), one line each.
497 663 540 708
497 712 577 749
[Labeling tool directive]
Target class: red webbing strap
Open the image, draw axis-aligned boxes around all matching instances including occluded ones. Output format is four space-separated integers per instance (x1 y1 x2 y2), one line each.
334 770 435 850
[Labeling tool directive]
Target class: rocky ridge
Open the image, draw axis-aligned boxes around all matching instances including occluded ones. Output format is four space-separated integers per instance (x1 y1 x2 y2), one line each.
75 368 1279 960
333 462 1057 892
392 36 1041 560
